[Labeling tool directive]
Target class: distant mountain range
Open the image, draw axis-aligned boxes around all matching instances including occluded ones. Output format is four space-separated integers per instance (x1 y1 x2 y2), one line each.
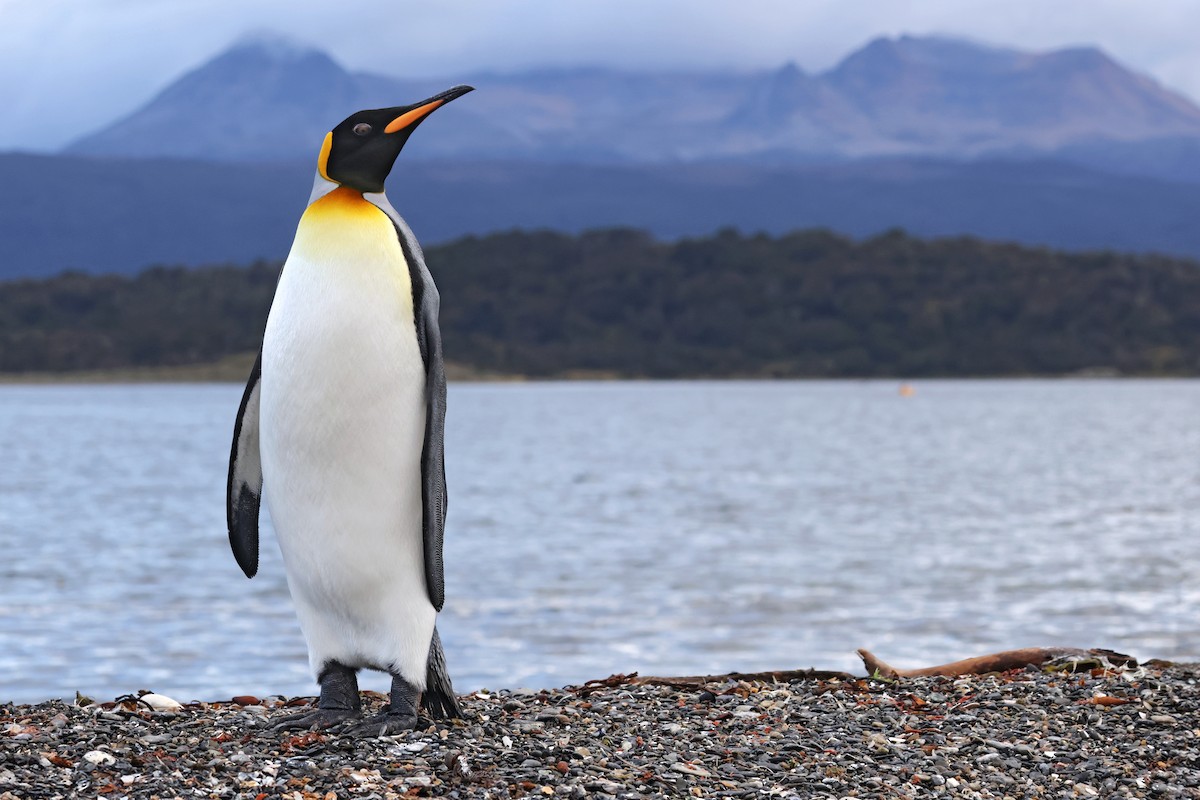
67 32 1200 173
3 32 1200 279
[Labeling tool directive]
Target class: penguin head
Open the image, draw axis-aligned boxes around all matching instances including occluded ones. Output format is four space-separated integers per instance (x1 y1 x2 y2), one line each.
317 85 474 193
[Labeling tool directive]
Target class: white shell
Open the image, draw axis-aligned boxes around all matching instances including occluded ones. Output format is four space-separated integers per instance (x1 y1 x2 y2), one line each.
84 750 116 766
139 693 184 711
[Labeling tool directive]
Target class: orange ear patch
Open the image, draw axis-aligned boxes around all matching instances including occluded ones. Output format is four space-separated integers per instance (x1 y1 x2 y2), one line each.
385 99 445 134
316 132 334 181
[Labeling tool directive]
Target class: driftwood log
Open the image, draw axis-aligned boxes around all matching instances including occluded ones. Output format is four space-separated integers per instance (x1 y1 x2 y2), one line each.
857 647 1139 679
569 648 1141 695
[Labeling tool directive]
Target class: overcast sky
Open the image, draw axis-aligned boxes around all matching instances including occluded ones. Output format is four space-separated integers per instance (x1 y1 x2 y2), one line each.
3 0 1199 151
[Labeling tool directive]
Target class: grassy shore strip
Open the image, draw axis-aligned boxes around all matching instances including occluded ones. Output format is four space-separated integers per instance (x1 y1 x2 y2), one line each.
2 664 1198 798
0 355 522 385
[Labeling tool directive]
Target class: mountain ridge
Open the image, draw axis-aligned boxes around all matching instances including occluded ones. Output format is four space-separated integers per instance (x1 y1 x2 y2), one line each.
64 33 1200 168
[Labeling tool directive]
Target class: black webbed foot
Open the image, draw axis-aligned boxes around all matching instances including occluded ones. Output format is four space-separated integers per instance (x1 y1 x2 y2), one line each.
339 709 423 737
338 672 423 738
274 661 362 733
273 707 361 732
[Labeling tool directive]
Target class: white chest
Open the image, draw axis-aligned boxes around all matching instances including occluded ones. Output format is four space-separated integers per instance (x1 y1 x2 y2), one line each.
261 189 426 434
257 189 427 536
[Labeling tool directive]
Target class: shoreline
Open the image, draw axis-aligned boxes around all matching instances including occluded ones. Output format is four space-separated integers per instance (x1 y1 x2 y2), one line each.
2 368 1193 386
4 662 1198 798
0 353 1190 386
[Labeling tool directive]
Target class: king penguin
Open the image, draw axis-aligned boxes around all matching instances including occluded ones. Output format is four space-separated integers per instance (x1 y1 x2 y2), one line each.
225 85 473 736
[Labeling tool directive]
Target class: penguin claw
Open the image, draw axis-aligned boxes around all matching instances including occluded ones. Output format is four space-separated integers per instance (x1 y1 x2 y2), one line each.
339 711 423 737
272 708 361 732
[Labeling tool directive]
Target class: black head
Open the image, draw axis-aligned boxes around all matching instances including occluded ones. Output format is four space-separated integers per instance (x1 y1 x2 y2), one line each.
317 85 473 193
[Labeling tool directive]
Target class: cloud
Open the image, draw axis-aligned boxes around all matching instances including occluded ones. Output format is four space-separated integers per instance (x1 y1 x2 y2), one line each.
2 0 1199 150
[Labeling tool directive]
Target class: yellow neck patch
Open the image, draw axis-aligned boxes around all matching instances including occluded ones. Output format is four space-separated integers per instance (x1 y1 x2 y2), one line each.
293 187 401 266
306 185 377 216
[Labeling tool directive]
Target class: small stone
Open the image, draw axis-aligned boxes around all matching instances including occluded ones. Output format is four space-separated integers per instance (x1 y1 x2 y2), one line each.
671 763 712 778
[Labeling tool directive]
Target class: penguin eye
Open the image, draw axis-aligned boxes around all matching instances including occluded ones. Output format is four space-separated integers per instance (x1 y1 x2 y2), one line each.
353 123 372 136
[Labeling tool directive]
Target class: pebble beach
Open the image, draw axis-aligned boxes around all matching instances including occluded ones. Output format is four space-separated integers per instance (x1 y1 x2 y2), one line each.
3 659 1199 799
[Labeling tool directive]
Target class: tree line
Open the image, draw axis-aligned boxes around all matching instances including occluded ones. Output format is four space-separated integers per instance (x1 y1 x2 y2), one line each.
3 227 1200 377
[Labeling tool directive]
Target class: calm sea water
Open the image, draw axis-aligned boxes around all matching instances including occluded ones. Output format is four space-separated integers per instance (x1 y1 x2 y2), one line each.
0 380 1197 704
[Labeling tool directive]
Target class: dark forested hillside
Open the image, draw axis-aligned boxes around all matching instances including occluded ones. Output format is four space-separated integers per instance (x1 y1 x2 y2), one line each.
0 261 281 372
4 228 1200 377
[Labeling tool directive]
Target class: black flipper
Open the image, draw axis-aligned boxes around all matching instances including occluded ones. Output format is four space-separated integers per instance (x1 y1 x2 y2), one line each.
372 198 458 718
422 627 461 718
379 205 449 611
226 351 263 579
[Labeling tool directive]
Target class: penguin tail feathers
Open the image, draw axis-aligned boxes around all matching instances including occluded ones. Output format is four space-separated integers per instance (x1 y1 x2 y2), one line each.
422 627 461 719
